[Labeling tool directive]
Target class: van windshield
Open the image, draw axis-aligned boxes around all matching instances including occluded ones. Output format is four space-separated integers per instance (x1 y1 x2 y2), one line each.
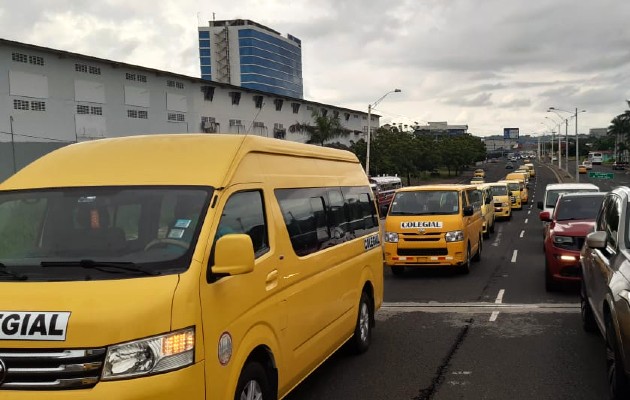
0 186 212 281
546 189 598 208
491 186 508 196
506 183 520 192
389 190 459 216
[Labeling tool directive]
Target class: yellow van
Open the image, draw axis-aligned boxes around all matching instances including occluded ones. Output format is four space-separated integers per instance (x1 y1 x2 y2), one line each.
524 163 536 178
505 172 529 204
488 182 512 220
499 179 522 210
0 134 384 399
383 184 484 275
476 184 496 238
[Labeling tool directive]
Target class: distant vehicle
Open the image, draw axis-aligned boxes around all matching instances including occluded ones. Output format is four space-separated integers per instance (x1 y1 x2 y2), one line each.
539 192 605 291
370 176 403 215
612 161 628 170
505 162 514 170
588 151 603 165
551 156 558 161
470 177 485 184
488 182 512 220
473 169 485 178
583 160 593 170
580 187 630 398
579 165 587 174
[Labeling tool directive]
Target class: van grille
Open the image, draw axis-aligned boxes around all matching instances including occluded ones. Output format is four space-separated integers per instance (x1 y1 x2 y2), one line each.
398 248 448 256
0 348 106 390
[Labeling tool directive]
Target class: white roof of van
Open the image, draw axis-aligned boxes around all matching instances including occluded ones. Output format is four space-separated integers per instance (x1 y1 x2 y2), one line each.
545 183 600 190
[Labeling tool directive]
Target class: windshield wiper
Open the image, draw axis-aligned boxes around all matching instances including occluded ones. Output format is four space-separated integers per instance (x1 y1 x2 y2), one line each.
40 260 160 276
0 263 28 281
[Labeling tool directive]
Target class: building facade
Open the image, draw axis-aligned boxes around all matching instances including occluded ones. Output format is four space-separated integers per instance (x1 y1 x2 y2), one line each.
199 19 303 98
413 121 469 136
0 38 374 181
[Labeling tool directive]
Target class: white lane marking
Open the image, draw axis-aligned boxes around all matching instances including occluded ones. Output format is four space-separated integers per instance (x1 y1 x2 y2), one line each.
491 225 503 247
524 218 528 224
520 230 525 238
495 289 505 304
489 311 499 321
528 210 531 215
511 250 518 263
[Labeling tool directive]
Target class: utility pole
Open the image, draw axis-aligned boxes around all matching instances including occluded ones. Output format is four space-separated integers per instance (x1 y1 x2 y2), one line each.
9 115 16 173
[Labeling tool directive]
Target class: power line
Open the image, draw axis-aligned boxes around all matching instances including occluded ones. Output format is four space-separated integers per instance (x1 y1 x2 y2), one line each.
0 130 72 143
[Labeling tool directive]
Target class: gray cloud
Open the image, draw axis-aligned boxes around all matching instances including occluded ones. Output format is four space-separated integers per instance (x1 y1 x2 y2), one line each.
444 92 493 107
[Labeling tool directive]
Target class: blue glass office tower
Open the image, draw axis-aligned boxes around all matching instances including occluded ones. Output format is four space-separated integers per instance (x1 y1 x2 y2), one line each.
198 19 303 99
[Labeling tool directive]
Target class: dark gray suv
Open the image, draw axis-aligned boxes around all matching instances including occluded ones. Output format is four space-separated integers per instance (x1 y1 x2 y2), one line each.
581 186 630 399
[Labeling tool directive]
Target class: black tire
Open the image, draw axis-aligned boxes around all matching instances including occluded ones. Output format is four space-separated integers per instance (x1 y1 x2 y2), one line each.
458 244 471 274
606 316 630 399
391 266 405 277
580 282 597 333
507 211 512 221
472 236 482 262
235 362 273 400
483 229 490 239
545 260 558 292
489 218 495 234
348 291 373 354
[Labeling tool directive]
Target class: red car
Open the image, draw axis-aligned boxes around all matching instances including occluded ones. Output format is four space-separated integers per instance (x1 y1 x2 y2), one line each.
539 192 605 291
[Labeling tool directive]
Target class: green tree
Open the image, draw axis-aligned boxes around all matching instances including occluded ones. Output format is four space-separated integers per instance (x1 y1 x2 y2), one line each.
289 109 350 146
608 111 630 161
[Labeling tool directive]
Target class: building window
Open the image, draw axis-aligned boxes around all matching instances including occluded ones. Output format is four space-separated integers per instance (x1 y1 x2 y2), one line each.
354 114 359 119
77 105 90 114
333 110 339 119
137 74 147 83
89 66 101 75
229 119 242 126
13 99 30 110
91 106 103 116
253 122 265 128
230 92 241 105
12 52 28 63
29 55 45 66
363 126 368 133
127 109 138 118
168 113 185 122
167 80 184 89
321 109 328 117
127 109 148 119
75 63 88 73
274 99 283 111
138 110 148 119
306 106 313 111
254 95 264 109
31 101 46 111
291 103 300 114
201 86 215 101
126 73 136 81
344 113 350 121
362 116 367 120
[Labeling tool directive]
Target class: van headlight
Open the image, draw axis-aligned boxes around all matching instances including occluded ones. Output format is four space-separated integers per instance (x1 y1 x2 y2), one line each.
102 327 195 380
445 230 464 242
384 232 399 243
553 236 574 245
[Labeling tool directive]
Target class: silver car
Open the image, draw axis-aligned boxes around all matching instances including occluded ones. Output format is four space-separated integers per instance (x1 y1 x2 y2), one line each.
580 186 630 399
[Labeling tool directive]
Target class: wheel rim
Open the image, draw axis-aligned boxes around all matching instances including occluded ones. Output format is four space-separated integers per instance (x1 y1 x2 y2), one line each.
359 302 369 343
240 380 263 400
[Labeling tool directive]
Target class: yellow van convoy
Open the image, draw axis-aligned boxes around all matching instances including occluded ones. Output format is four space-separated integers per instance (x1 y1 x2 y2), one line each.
0 134 384 400
524 163 535 178
476 184 496 238
504 172 528 204
499 179 522 210
488 182 512 220
383 184 484 275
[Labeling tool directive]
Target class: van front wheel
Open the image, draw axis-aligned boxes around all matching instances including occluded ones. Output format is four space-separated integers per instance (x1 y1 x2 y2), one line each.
349 291 373 354
235 362 272 400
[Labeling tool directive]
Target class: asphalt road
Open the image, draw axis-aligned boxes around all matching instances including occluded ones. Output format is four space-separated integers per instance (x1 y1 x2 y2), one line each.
285 159 615 400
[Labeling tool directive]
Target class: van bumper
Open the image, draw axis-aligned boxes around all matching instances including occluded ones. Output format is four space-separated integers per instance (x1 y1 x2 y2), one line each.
384 241 466 267
1 361 205 400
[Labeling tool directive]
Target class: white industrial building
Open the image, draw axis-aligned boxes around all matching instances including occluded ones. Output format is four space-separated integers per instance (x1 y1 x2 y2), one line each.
0 38 376 181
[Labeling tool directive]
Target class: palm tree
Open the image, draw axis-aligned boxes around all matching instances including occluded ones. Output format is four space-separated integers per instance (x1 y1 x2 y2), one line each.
608 111 630 161
289 109 350 146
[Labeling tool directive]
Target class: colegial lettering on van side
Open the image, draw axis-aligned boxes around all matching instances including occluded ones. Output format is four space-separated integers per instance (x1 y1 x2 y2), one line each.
400 221 443 229
0 311 71 341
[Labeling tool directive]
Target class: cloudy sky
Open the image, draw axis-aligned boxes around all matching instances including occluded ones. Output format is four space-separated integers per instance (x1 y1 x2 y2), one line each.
2 0 629 136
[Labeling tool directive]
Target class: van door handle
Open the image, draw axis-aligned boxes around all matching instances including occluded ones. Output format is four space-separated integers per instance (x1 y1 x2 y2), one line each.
266 270 279 291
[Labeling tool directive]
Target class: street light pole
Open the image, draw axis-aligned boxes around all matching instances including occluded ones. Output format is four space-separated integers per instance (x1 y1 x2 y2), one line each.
365 89 401 176
575 107 580 182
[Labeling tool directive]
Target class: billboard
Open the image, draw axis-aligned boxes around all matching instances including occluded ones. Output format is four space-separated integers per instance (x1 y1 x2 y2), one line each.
503 128 519 139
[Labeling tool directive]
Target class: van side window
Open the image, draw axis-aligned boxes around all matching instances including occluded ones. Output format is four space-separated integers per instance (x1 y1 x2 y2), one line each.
216 191 269 257
276 186 378 257
605 196 621 254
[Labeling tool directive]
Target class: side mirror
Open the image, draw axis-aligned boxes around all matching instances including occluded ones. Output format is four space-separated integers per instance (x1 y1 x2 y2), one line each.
463 205 474 216
539 211 551 222
537 201 543 210
212 234 255 276
586 231 607 249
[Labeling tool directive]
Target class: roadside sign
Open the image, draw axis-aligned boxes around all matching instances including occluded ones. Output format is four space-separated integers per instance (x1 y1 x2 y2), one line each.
588 172 614 180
